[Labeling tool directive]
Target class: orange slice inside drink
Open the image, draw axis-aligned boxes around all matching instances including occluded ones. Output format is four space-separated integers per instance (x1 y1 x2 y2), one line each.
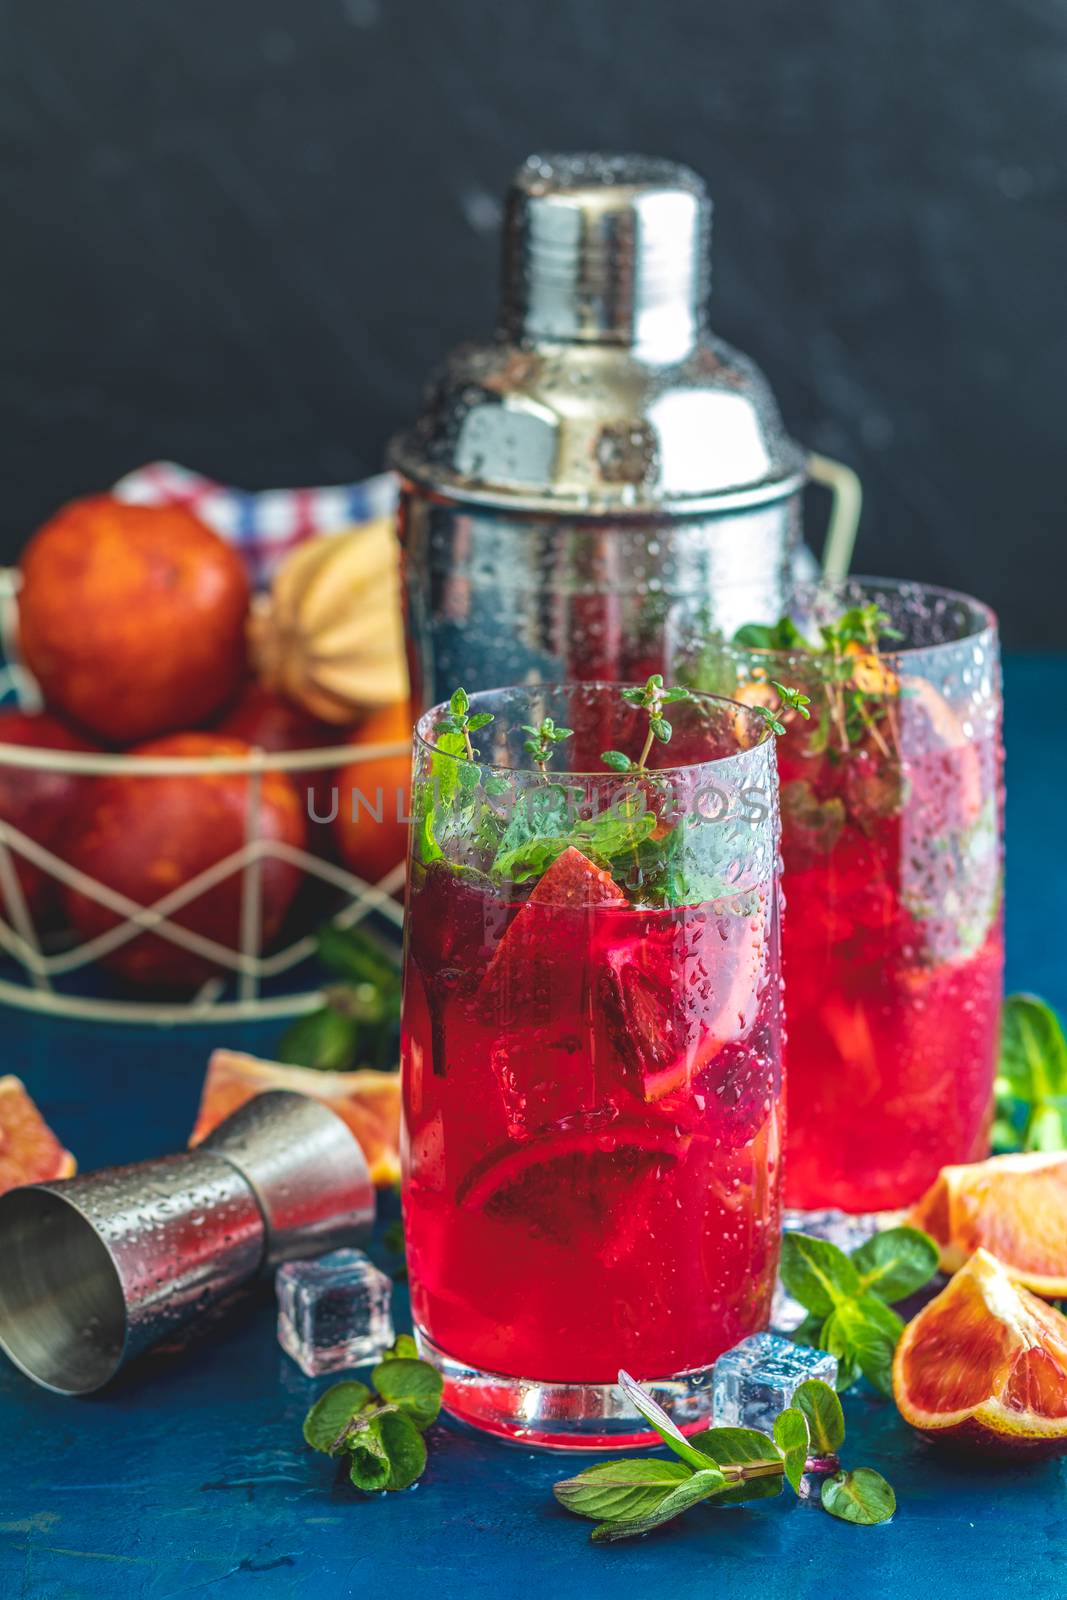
456 1121 689 1249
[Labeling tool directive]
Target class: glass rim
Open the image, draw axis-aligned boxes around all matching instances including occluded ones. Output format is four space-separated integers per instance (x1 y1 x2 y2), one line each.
732 573 998 660
414 681 774 778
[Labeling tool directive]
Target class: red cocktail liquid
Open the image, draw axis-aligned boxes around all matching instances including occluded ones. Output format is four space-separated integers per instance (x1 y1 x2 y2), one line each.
402 847 782 1386
779 714 1002 1214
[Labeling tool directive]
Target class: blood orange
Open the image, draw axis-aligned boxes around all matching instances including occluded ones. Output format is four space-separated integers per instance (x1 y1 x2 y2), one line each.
893 1248 1067 1457
0 1076 76 1195
527 846 627 909
456 1122 688 1249
332 701 413 888
908 1152 1067 1298
189 1048 401 1185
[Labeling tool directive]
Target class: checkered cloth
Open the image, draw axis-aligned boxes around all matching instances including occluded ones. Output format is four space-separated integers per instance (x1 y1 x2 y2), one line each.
113 461 399 589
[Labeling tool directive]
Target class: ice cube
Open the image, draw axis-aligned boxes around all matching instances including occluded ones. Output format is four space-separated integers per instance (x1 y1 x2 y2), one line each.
276 1248 394 1377
712 1332 838 1431
771 1209 883 1334
783 1208 883 1253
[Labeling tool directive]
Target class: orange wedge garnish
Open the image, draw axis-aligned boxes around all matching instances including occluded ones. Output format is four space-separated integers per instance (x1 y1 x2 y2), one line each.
909 1151 1067 1298
190 1048 401 1185
0 1075 76 1196
893 1248 1067 1457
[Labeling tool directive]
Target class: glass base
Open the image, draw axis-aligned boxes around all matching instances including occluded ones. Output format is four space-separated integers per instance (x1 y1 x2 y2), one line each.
414 1327 716 1451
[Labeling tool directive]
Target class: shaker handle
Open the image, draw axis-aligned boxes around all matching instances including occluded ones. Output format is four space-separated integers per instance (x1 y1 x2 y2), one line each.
807 453 863 580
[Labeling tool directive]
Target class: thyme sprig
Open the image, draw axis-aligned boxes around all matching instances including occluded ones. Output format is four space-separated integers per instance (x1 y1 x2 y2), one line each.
601 675 695 773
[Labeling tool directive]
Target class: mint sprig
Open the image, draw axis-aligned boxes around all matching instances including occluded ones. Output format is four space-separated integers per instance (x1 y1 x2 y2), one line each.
302 1336 442 1493
993 993 1067 1152
783 1226 939 1394
553 1372 894 1540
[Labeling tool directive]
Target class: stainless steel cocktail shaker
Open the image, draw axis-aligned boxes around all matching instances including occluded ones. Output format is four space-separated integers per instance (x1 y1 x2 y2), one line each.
391 152 858 712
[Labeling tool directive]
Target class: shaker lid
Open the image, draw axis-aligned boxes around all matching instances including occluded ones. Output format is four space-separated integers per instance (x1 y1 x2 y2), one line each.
389 151 806 517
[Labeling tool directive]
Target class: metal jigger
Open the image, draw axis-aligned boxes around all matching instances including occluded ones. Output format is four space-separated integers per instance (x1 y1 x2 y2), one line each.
0 1090 375 1396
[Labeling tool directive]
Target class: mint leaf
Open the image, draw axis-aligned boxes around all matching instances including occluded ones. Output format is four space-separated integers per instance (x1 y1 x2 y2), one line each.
490 793 655 883
601 750 634 773
996 994 1067 1153
822 1297 903 1398
793 1379 846 1455
616 1370 724 1475
316 925 400 990
348 1418 393 1492
378 1409 428 1490
379 1333 419 1362
553 1459 692 1521
733 617 809 651
277 1006 359 1071
821 1467 896 1525
779 1232 860 1316
687 1425 783 1504
370 1357 443 1430
792 1310 827 1348
851 1227 939 1303
589 1471 727 1543
850 1296 905 1397
449 687 469 716
303 1381 372 1454
773 1408 810 1495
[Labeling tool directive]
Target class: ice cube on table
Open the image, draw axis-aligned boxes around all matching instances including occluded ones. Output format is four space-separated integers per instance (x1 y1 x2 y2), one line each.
712 1332 838 1431
771 1209 884 1334
783 1208 883 1253
276 1248 394 1377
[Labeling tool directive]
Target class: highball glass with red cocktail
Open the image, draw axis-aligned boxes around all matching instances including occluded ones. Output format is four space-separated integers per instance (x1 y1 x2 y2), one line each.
400 682 783 1446
693 579 1003 1216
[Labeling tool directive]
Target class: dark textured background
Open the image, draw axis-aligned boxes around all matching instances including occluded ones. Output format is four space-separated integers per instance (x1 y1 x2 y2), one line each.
1 0 1063 644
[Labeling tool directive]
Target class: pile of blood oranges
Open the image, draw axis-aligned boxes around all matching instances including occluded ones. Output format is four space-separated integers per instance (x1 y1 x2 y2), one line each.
0 494 413 991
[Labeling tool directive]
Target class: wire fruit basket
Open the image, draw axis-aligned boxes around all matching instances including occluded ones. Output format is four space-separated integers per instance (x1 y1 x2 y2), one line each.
0 571 408 1026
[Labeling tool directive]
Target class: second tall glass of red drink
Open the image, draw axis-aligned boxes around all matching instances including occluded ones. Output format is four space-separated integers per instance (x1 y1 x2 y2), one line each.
691 579 1003 1216
401 681 783 1446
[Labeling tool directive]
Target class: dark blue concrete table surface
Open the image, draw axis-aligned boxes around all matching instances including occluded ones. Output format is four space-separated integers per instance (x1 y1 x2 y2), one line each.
1 657 1065 1600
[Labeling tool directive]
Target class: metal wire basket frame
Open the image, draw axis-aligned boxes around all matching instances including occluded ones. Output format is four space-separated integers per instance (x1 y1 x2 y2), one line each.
0 568 408 1025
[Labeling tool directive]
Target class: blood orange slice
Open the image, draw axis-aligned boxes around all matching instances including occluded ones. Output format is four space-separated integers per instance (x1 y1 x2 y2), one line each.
893 1248 1067 1457
189 1049 401 1185
0 1076 76 1196
475 848 626 1137
908 1152 1067 1298
456 1122 687 1248
527 845 628 909
601 908 767 1105
898 674 984 824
